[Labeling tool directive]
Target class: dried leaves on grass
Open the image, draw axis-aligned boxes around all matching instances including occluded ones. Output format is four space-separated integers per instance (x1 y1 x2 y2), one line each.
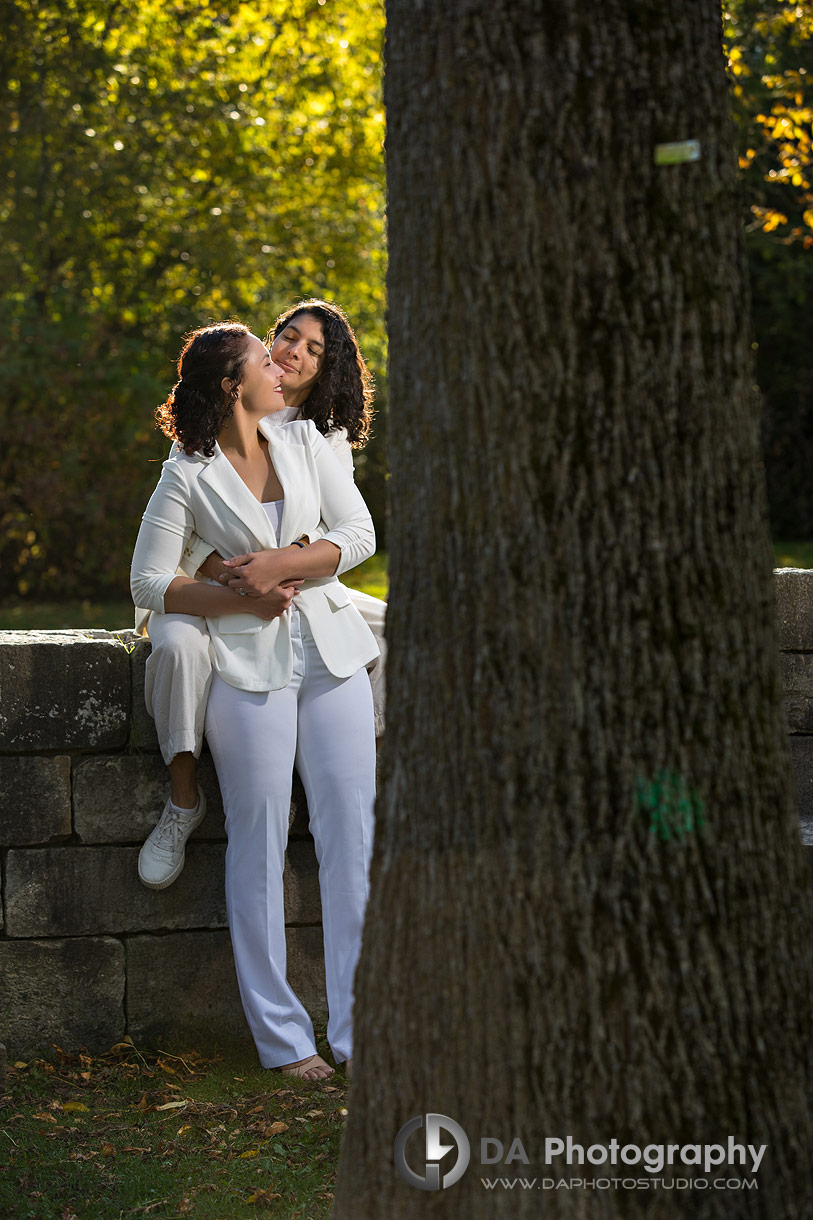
2 1038 347 1219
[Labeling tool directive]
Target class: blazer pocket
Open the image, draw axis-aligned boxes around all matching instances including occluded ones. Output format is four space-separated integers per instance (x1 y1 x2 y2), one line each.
214 613 263 635
324 584 352 611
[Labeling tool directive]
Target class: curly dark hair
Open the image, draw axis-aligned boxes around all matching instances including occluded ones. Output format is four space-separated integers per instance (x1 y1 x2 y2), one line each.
155 322 251 457
268 299 374 447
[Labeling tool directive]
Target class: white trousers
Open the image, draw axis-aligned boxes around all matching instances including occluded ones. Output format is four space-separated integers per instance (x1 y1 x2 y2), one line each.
143 588 386 765
204 607 376 1067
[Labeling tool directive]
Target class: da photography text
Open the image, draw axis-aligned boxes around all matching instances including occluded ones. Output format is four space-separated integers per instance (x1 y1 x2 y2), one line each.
393 1115 767 1192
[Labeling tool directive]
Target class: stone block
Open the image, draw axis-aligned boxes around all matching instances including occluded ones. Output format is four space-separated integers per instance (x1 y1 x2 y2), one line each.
73 753 307 843
4 845 227 936
290 772 310 837
126 930 246 1043
284 840 322 924
286 925 328 1022
781 653 813 732
774 569 813 651
73 753 225 843
0 631 129 751
0 937 124 1055
0 756 71 845
126 927 327 1046
128 636 161 751
789 737 813 820
5 840 319 937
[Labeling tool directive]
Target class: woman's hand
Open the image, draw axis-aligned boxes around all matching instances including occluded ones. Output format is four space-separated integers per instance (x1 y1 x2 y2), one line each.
246 581 304 620
221 549 298 596
197 551 229 583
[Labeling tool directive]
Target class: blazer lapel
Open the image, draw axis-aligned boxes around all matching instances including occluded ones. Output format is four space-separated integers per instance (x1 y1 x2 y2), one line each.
198 446 279 551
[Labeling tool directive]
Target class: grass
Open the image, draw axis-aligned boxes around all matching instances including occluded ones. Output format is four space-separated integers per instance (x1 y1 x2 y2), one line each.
772 540 813 569
0 1038 347 1220
0 554 389 631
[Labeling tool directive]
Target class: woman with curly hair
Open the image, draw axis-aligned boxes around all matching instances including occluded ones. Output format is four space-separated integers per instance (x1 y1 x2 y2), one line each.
131 321 379 1080
133 301 386 908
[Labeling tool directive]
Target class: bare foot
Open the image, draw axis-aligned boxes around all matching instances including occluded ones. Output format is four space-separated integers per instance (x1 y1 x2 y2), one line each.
277 1054 334 1081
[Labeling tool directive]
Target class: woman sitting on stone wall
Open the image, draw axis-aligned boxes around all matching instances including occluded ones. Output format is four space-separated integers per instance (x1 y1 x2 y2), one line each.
130 319 380 1080
133 300 385 895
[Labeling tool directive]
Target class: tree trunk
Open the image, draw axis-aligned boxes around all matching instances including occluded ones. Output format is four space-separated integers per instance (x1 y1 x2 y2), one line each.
333 2 813 1217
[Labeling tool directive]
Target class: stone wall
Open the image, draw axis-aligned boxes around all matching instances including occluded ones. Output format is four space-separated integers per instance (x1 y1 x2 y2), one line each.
0 629 325 1057
1 570 813 1057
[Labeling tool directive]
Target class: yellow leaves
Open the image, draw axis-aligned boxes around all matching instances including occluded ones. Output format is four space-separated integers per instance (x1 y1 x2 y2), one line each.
803 209 813 230
62 1101 90 1113
239 1149 259 1158
762 210 788 233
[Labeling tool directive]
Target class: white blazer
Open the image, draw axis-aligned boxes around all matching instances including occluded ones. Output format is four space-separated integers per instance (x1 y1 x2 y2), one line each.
130 417 379 692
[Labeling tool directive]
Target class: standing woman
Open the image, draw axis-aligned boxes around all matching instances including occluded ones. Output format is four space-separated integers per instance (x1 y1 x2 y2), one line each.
131 322 379 1081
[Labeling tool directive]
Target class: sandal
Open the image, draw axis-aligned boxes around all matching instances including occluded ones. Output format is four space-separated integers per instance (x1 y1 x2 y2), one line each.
277 1054 334 1081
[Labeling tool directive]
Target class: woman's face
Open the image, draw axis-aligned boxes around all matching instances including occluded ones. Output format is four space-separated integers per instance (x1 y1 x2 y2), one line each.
270 312 325 406
232 334 286 415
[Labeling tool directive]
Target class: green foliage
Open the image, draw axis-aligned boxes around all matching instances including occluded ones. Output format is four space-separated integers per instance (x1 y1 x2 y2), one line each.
724 1 813 537
724 0 813 242
0 0 386 598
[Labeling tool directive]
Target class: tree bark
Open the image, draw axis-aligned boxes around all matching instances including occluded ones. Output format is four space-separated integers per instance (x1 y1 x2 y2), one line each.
333 2 813 1217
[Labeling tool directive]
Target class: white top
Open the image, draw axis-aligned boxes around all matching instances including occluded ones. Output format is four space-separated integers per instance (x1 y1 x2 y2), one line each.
262 498 284 545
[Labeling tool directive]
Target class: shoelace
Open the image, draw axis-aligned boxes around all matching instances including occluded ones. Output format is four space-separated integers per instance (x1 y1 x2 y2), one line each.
151 806 196 857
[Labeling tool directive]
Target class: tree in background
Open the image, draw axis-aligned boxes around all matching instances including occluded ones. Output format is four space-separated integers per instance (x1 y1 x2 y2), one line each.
725 0 813 537
0 0 386 599
334 1 813 1216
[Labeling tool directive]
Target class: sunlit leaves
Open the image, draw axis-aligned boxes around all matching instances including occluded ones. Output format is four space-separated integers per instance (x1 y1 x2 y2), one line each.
0 0 386 597
724 0 813 243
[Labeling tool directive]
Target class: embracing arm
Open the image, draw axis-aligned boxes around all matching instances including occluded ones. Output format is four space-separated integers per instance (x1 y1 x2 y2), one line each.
221 427 375 596
130 462 283 620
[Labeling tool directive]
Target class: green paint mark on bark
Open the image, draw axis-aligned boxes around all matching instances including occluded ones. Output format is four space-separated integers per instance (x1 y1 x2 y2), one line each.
635 771 706 843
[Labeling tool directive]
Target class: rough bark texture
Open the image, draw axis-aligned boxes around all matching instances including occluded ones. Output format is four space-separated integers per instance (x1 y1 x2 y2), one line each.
333 2 813 1217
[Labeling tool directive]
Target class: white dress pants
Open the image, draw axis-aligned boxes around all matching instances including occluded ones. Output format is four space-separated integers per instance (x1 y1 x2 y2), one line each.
143 588 386 765
144 611 214 764
204 606 376 1067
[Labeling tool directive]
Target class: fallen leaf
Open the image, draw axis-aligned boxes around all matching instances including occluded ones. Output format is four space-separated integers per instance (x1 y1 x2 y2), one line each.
33 1112 57 1124
155 1100 188 1111
266 1122 288 1135
246 1105 264 1115
239 1150 259 1159
13 1062 28 1070
177 1125 191 1136
62 1102 89 1113
101 1143 116 1157
246 1189 281 1204
305 1110 324 1118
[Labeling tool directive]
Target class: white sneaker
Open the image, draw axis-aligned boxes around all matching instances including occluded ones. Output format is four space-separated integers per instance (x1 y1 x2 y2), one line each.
138 788 206 890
